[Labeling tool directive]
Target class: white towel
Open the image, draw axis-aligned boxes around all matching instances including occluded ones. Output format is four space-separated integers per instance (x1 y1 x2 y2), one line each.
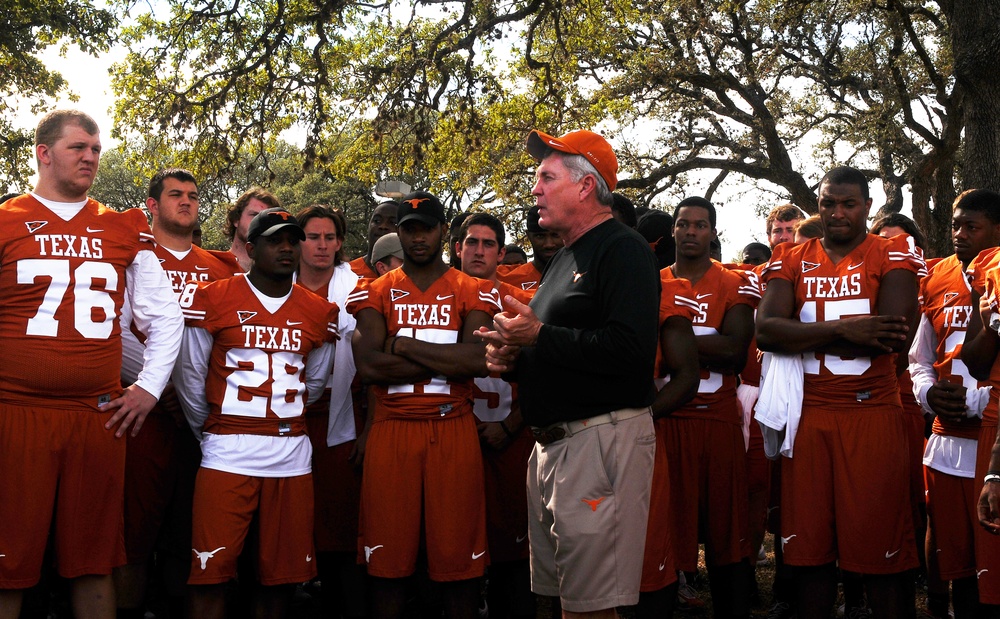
754 352 804 459
736 383 759 452
325 263 361 447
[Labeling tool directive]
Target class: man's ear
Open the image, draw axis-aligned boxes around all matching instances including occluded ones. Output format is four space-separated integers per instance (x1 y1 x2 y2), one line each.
578 173 597 201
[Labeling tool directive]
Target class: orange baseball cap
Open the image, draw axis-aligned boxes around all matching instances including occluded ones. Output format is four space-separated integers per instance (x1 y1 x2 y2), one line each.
526 129 618 191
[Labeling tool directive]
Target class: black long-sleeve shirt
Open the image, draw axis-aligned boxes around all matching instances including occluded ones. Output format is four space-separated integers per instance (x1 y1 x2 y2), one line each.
515 219 661 427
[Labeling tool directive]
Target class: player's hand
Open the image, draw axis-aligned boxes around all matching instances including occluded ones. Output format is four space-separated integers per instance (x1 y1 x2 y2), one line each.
979 481 1000 534
492 297 543 347
477 421 510 451
102 384 158 438
926 380 968 421
481 341 521 373
838 315 908 351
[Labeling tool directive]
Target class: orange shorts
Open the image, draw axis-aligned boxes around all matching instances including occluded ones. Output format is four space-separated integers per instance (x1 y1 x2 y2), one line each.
660 415 750 570
975 425 1000 604
358 413 487 581
780 405 918 574
747 407 770 495
0 404 126 587
188 468 317 586
641 424 678 592
306 407 363 553
924 466 976 580
123 409 201 564
766 458 782 535
482 426 533 564
900 393 927 509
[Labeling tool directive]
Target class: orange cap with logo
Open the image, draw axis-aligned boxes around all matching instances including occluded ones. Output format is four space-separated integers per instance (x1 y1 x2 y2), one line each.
526 129 618 192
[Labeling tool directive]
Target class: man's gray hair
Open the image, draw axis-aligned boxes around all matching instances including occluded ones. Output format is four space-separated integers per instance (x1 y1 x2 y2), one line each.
552 153 614 207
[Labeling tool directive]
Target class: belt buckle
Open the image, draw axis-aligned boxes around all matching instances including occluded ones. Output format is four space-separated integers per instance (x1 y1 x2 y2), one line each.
532 426 567 445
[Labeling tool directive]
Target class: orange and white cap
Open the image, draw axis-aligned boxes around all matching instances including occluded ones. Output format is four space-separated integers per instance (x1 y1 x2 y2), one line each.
526 129 618 191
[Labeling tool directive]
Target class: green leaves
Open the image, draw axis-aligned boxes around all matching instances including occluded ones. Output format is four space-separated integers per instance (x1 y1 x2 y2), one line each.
0 0 117 189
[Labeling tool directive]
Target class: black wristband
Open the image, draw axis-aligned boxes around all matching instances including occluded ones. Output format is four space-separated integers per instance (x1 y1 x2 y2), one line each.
499 420 515 439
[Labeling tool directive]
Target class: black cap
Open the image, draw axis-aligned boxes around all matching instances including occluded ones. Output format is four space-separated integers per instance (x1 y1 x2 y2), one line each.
397 191 447 227
526 206 546 233
247 208 306 244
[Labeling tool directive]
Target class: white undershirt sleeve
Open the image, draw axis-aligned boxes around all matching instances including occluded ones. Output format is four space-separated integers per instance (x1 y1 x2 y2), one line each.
127 250 183 399
907 314 939 417
174 326 214 440
304 341 336 406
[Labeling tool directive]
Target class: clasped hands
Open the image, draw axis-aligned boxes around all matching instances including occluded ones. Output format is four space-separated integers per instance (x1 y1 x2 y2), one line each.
475 296 542 373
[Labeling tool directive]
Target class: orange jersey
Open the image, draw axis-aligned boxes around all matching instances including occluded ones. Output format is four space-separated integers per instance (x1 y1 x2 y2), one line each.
473 282 533 423
742 266 767 387
349 256 379 280
182 276 339 437
967 246 1000 297
920 255 985 436
663 262 759 421
497 261 543 291
975 248 1000 426
730 263 767 386
156 244 242 295
763 234 924 408
346 268 501 420
0 195 154 410
654 276 698 378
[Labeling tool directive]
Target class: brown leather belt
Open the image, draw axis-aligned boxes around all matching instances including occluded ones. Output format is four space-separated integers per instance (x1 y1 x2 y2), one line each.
531 407 650 445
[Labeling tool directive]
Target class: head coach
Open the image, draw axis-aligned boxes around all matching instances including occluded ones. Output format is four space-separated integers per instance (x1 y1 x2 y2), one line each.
477 129 661 619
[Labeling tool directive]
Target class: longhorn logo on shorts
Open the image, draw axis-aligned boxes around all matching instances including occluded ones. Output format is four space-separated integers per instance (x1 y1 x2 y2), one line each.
581 497 606 511
193 547 226 569
780 534 796 551
403 198 430 210
364 545 384 563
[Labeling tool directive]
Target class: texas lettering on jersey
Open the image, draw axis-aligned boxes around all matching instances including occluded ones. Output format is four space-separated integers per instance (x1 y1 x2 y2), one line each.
180 275 339 436
763 234 924 407
157 245 242 295
919 255 987 434
0 195 153 410
347 268 501 419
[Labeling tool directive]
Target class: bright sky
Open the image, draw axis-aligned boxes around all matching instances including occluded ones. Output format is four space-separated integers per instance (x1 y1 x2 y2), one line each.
22 43 908 261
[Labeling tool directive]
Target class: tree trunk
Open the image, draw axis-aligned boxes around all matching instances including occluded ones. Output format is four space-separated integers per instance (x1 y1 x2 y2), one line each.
945 1 1000 191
